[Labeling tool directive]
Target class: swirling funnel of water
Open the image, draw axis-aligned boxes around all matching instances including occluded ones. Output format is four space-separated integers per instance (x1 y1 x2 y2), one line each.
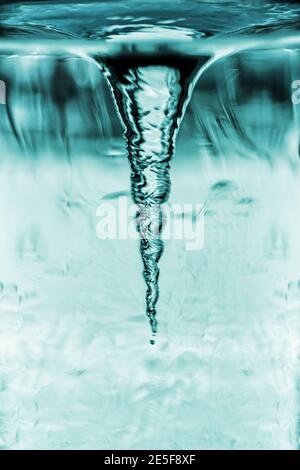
102 46 207 343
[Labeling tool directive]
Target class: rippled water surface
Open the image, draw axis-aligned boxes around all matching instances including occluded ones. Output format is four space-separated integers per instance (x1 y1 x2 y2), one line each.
0 0 300 450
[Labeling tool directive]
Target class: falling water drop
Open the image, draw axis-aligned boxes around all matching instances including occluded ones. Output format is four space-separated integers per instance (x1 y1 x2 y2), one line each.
102 49 207 342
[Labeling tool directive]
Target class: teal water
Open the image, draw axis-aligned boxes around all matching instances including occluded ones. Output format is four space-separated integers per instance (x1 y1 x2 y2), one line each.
1 0 300 450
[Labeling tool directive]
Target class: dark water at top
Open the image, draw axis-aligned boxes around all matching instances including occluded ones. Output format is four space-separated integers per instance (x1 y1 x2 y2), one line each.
2 0 300 39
